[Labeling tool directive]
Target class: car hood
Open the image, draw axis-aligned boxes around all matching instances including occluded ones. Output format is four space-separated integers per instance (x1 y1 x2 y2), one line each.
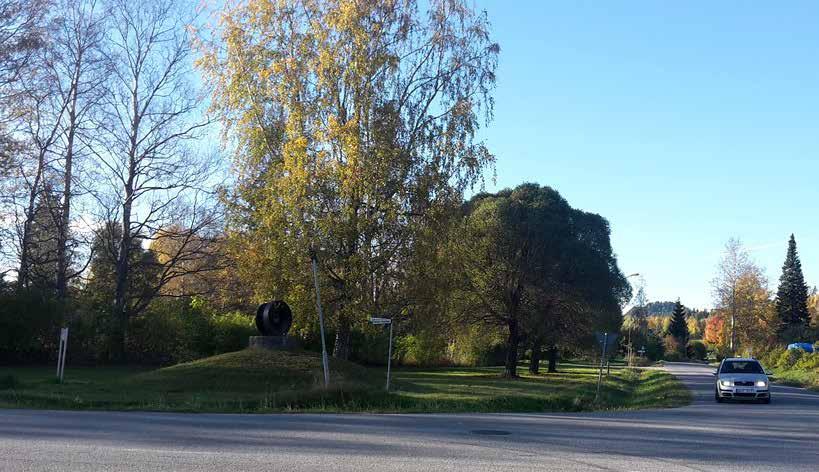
718 374 768 382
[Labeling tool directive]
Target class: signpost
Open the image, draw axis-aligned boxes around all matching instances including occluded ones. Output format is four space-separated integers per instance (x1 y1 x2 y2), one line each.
310 253 330 388
369 317 393 391
594 332 619 402
56 327 69 383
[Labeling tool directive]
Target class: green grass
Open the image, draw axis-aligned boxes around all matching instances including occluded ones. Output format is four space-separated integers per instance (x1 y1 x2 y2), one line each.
771 368 819 390
0 350 690 413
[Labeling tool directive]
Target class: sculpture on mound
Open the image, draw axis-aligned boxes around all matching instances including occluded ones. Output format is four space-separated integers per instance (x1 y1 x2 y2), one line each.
255 300 292 336
249 300 298 350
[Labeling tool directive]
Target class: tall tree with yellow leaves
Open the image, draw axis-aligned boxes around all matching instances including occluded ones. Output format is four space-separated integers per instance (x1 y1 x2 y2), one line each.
198 0 499 358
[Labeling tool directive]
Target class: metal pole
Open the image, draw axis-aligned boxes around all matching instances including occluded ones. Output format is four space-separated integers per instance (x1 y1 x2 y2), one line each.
56 339 62 381
56 328 68 383
386 321 393 391
311 255 330 388
596 332 607 401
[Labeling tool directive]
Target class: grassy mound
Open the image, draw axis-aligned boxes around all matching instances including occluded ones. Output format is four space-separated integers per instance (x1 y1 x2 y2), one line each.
128 348 372 394
0 359 691 413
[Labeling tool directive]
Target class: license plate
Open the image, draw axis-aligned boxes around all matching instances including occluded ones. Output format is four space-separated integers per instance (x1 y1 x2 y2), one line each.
737 388 754 393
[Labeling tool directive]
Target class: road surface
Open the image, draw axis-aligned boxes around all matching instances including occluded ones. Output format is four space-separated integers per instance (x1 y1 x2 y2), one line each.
1 363 818 471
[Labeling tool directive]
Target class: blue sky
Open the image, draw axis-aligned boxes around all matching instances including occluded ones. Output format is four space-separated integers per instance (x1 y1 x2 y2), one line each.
477 1 819 308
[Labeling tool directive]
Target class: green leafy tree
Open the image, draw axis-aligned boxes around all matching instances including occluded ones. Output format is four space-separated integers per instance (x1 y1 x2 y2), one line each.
667 299 689 352
775 234 810 338
449 184 630 377
83 222 158 360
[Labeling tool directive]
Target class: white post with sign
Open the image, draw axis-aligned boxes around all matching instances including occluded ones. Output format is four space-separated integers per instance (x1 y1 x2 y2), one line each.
56 327 69 383
369 317 393 391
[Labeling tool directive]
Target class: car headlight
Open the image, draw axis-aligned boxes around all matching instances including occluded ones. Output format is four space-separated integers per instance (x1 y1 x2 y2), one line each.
719 380 732 387
756 380 768 388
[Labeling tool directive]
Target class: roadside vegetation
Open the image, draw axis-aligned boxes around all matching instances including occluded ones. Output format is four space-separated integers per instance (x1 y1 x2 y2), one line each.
0 349 689 413
1 0 629 384
757 348 819 391
625 236 818 383
1 0 814 413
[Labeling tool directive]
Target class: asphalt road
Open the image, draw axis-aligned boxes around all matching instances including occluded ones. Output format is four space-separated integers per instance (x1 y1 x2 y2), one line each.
1 363 818 471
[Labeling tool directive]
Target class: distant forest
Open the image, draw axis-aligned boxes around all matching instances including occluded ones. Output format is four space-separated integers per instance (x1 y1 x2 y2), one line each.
628 301 710 319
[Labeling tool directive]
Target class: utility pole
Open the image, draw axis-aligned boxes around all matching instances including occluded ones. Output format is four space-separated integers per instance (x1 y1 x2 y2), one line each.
310 252 330 388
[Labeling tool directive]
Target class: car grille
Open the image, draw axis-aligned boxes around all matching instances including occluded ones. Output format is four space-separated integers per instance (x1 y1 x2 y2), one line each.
734 381 755 387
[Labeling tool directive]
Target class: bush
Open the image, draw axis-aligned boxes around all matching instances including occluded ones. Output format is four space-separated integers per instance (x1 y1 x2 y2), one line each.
687 340 707 361
127 299 255 365
349 328 391 365
662 335 685 360
0 374 20 390
776 348 804 369
446 325 507 367
759 347 785 369
395 333 450 367
0 290 64 364
794 352 819 371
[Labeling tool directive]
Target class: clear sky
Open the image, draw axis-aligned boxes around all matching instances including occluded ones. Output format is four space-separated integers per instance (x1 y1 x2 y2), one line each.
477 1 819 309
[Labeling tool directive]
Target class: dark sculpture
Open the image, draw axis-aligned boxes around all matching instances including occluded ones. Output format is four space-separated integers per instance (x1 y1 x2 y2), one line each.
255 300 293 336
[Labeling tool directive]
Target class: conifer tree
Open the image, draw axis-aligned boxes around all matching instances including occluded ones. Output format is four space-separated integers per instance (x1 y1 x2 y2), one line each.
775 235 810 335
668 299 689 347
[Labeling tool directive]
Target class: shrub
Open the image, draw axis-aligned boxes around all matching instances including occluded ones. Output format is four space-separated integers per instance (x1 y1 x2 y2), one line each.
776 348 804 369
350 328 391 365
687 340 707 361
794 352 819 371
662 335 684 359
128 299 255 365
447 325 507 367
0 290 64 363
759 347 785 369
0 374 19 390
395 333 450 367
663 351 684 362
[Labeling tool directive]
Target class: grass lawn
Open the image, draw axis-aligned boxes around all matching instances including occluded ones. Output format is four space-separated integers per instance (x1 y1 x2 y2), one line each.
0 349 690 413
771 367 819 390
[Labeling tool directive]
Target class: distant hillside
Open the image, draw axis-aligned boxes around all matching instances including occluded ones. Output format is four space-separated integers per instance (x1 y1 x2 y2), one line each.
627 301 709 319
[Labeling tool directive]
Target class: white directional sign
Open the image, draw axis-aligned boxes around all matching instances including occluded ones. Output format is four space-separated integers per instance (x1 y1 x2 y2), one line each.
369 316 394 391
56 327 69 383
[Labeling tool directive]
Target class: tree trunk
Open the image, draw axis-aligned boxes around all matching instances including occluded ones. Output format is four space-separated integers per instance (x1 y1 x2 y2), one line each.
56 70 79 300
112 168 135 362
17 149 47 291
547 345 558 373
332 318 352 360
503 319 520 378
529 337 543 374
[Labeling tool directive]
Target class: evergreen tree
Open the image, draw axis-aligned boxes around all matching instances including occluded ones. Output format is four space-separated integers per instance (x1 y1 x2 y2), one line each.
775 235 810 335
668 299 689 346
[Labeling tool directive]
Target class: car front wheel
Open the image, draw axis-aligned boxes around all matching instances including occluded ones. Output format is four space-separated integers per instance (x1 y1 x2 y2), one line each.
715 388 723 403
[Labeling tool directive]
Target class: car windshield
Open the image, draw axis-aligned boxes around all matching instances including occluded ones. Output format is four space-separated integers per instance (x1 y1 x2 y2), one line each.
720 361 764 374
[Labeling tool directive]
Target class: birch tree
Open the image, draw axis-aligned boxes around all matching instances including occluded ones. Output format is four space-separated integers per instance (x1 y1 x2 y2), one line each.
198 0 499 358
93 0 214 360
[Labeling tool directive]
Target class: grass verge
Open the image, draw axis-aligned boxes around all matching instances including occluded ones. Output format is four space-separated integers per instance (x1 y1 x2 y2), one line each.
771 368 819 390
0 350 690 413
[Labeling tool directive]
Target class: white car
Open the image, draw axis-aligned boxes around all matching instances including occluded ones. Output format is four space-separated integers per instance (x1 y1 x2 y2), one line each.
714 358 771 404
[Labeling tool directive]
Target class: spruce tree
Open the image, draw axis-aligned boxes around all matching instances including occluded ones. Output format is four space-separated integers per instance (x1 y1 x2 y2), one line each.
668 299 689 347
775 235 810 335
